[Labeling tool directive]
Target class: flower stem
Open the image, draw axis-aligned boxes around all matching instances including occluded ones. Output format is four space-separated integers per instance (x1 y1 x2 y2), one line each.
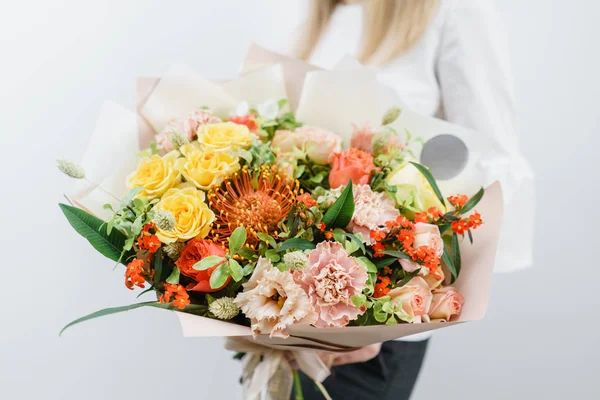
292 369 304 400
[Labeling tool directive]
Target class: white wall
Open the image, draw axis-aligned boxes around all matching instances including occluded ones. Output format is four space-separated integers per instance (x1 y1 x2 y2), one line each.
1 1 598 399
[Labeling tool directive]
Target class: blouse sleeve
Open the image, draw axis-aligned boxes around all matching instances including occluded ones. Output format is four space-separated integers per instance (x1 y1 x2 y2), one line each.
436 0 535 272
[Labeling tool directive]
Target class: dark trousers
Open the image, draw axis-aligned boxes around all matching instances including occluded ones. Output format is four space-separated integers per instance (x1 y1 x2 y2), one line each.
295 340 429 400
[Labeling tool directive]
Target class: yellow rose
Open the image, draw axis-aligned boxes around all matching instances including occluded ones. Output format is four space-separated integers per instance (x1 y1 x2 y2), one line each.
197 122 252 152
174 143 240 190
154 186 215 243
127 151 181 199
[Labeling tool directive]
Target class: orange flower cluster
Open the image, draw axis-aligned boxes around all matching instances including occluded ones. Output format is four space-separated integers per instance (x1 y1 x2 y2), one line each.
125 259 146 290
451 211 483 235
371 214 442 273
297 192 318 208
448 194 468 207
374 275 391 298
415 206 443 223
159 283 190 310
137 223 161 254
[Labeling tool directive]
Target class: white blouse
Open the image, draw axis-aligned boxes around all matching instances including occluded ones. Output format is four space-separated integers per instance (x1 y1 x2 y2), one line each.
304 0 535 275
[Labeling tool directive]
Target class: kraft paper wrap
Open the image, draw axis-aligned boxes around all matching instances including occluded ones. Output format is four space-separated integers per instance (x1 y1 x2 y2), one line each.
70 45 503 350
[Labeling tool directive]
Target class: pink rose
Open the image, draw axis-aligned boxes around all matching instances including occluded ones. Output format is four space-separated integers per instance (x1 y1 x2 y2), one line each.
293 242 368 328
388 277 433 323
428 287 464 321
156 109 221 151
272 126 341 165
329 148 376 189
399 223 444 273
350 123 376 154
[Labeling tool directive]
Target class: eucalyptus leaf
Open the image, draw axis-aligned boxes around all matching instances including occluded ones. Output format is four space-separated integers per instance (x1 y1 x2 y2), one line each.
209 264 229 289
322 181 354 228
356 257 378 274
409 162 446 208
166 267 180 284
229 227 247 254
257 232 277 248
193 255 225 271
229 259 243 282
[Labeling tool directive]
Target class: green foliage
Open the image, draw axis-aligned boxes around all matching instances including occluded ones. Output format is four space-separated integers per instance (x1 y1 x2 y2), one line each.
322 181 354 228
278 238 316 252
60 302 208 336
193 255 225 271
229 227 247 255
228 259 243 282
442 246 457 281
409 162 446 207
166 266 180 284
209 264 229 289
59 203 133 263
459 187 485 215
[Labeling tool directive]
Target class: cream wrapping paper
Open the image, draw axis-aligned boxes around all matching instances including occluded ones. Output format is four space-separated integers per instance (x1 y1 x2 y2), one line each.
70 44 504 357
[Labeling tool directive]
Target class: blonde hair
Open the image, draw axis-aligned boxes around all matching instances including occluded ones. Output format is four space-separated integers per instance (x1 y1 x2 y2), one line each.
295 0 439 65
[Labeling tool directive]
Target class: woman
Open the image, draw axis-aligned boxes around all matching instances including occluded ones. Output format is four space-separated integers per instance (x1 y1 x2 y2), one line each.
287 0 532 399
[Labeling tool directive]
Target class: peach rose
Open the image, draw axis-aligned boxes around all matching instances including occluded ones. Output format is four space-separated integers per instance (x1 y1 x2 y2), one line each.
428 287 464 321
329 148 376 189
176 239 228 293
388 277 433 323
272 126 341 165
399 223 444 273
423 268 445 289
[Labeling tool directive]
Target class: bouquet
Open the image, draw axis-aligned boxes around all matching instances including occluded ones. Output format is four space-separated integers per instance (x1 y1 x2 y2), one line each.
58 46 504 399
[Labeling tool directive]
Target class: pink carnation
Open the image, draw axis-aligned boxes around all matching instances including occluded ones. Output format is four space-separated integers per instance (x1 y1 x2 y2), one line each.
294 242 368 328
347 184 400 245
234 258 316 339
156 109 221 151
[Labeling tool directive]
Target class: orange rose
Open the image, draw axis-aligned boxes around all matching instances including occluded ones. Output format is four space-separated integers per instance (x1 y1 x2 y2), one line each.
175 239 229 292
329 148 376 189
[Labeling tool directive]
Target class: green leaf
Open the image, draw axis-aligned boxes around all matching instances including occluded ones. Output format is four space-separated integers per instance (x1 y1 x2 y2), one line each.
242 262 255 276
229 227 247 254
382 301 395 314
385 316 398 325
460 187 485 215
59 203 131 263
153 248 163 286
442 246 457 281
382 250 411 260
209 264 229 289
166 267 180 284
136 287 155 299
409 162 446 208
351 293 367 307
59 302 207 335
257 232 277 248
451 233 461 279
193 255 225 271
278 98 288 110
322 181 354 228
229 259 243 282
344 232 366 254
396 269 420 287
265 249 281 262
372 303 389 323
382 107 402 125
278 238 316 251
356 257 378 274
238 247 258 261
373 257 398 269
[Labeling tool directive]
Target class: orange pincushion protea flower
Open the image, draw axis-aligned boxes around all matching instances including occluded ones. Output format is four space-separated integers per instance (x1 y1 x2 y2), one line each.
208 165 299 249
